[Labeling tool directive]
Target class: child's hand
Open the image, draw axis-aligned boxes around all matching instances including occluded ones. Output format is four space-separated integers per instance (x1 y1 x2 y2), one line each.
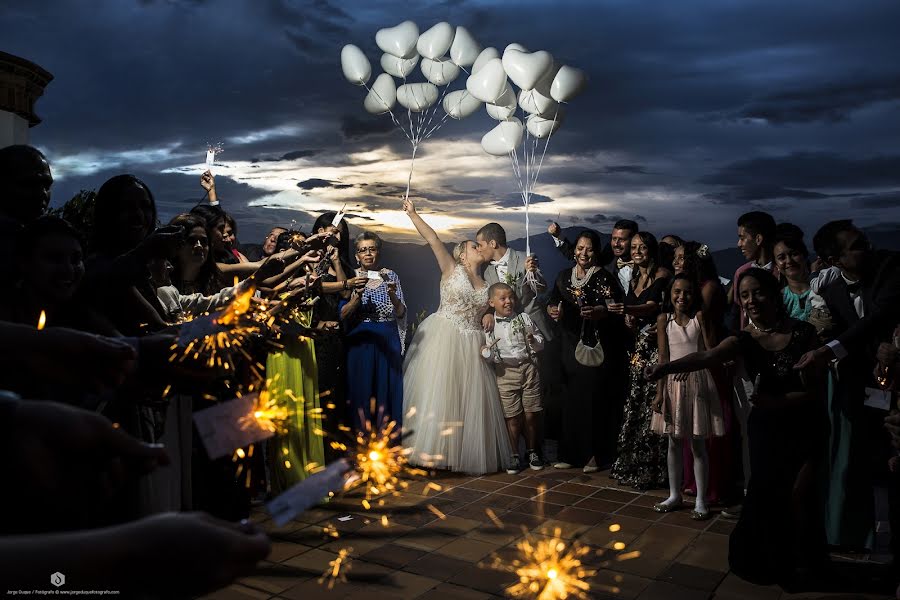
480 345 492 360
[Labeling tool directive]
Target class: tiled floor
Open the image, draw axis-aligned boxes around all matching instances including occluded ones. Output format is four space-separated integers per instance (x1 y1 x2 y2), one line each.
203 468 894 600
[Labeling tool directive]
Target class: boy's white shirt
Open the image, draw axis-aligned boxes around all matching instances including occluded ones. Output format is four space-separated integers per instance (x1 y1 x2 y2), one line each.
483 312 544 363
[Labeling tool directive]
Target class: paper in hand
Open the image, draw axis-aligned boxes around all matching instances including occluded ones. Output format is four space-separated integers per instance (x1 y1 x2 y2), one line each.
193 393 275 460
331 203 347 227
267 460 352 526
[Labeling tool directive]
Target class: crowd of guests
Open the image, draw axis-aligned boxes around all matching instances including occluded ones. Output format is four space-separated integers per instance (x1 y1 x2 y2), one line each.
1 141 899 594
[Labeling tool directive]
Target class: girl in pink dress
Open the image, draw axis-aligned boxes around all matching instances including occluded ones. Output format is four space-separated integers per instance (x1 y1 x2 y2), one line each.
650 274 725 519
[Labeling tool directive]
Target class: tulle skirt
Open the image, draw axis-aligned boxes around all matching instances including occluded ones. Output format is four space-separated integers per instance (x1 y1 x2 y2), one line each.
402 313 512 475
650 369 725 439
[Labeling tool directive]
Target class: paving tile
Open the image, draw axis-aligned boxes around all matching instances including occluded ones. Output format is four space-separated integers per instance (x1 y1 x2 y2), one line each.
628 523 699 561
579 516 651 549
530 468 576 481
564 474 607 487
533 490 584 506
450 504 505 522
573 496 625 513
552 482 602 497
531 519 592 539
294 507 336 524
464 524 521 546
360 542 427 569
417 582 493 600
614 503 665 522
480 472 526 483
658 562 726 592
434 486 489 504
506 499 564 518
200 584 271 600
467 494 528 511
592 488 643 503
674 532 730 572
448 564 517 596
459 479 511 492
706 518 736 536
404 553 473 580
359 570 441 600
493 483 544 499
394 530 457 552
636 580 712 599
424 514 483 536
495 511 545 529
659 509 718 531
267 540 312 563
355 519 416 541
606 553 672 579
389 509 441 528
516 475 564 489
280 578 348 600
282 548 342 573
433 536 502 562
587 569 653 600
321 536 387 558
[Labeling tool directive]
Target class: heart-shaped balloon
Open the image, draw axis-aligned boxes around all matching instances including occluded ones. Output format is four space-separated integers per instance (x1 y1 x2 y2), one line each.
533 60 562 96
502 49 553 91
481 118 524 156
381 53 418 78
518 88 558 116
397 82 439 112
505 43 528 54
450 26 481 67
420 57 460 86
340 44 371 86
550 65 587 102
376 21 419 59
416 22 455 60
443 90 482 119
526 113 563 139
486 102 516 121
364 73 397 114
466 58 508 103
472 47 500 75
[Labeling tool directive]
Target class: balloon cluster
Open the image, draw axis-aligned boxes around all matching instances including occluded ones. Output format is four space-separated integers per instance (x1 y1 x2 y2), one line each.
340 21 485 201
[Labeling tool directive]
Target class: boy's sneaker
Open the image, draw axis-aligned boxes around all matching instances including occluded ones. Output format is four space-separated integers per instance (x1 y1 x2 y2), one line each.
507 455 523 475
527 450 544 471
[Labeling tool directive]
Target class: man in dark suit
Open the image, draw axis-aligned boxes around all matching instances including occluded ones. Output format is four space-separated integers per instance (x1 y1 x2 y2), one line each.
547 218 637 294
796 220 900 555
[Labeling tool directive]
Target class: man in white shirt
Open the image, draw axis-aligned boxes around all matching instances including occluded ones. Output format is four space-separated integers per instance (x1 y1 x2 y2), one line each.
482 283 545 474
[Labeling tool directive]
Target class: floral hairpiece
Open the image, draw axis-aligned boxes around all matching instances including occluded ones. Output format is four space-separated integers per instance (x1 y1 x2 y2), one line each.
697 244 710 258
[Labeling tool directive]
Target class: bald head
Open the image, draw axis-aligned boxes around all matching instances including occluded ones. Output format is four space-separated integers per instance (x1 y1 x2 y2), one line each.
0 145 53 223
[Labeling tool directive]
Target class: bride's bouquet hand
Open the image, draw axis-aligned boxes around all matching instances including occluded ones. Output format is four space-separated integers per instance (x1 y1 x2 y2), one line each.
402 198 416 215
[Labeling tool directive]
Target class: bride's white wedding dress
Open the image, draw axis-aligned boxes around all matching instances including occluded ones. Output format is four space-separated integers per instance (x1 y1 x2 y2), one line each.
402 264 513 474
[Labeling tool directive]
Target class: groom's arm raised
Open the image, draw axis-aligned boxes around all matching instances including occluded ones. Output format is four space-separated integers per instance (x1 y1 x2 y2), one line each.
403 198 456 277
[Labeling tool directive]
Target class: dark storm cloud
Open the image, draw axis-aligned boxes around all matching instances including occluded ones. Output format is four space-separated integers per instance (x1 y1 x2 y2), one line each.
491 193 554 209
728 77 900 124
599 165 650 175
851 191 900 209
296 178 352 190
586 214 647 225
702 184 830 205
340 115 396 140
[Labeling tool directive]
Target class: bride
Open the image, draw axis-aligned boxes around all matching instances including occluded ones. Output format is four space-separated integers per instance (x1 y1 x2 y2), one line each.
401 198 513 475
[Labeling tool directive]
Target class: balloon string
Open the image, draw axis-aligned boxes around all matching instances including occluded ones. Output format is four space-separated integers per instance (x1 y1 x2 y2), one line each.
530 107 557 192
404 143 418 202
419 80 452 141
363 83 412 144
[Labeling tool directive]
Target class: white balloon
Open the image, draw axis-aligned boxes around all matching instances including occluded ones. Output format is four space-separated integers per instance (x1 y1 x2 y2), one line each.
416 22 455 60
472 47 500 75
396 82 439 112
533 60 562 96
504 43 528 54
420 57 460 86
550 65 587 102
481 118 524 156
364 73 397 114
486 102 516 120
375 21 419 59
380 53 418 78
502 49 553 91
465 58 508 103
340 44 371 86
526 113 562 138
518 88 558 116
443 90 482 119
449 26 481 67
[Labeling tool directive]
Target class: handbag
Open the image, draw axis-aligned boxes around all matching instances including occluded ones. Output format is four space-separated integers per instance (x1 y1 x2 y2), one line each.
575 320 605 367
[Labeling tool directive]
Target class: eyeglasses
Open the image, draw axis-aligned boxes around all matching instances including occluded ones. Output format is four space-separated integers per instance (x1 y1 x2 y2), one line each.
356 247 378 254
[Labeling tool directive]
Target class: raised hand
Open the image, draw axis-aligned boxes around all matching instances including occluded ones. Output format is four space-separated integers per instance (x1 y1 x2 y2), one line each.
525 255 540 272
200 170 215 192
402 198 416 215
548 222 561 238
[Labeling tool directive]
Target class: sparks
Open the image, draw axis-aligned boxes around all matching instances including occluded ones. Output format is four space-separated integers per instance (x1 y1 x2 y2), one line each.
319 548 352 589
238 389 291 434
37 310 46 330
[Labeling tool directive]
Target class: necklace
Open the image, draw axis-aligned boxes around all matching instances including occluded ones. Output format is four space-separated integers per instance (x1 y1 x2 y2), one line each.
749 318 779 334
570 266 597 289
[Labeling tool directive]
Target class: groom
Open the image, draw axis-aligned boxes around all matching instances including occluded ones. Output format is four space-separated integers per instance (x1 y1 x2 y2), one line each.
476 223 551 339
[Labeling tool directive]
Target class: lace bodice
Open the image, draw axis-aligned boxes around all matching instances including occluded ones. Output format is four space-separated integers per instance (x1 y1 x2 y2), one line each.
435 265 488 332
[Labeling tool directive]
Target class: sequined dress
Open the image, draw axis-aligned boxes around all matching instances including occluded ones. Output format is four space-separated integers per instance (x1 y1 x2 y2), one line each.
403 265 513 474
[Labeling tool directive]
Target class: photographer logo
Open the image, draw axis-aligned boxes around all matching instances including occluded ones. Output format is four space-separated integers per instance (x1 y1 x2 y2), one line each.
51 571 66 587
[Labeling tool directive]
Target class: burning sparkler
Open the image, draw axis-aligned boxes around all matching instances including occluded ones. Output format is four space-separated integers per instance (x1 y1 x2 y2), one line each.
37 309 46 330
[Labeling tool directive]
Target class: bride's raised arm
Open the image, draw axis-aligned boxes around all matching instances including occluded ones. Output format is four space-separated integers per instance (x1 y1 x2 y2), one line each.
403 198 456 277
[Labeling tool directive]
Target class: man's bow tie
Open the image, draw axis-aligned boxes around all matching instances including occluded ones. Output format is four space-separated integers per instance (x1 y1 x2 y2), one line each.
495 316 513 323
491 260 507 266
616 258 634 269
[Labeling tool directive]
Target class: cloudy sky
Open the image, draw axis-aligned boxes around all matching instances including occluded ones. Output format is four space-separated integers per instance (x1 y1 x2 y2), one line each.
4 0 900 249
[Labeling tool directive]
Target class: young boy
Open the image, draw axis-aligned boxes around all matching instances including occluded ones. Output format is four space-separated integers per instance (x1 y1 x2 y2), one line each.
481 282 545 474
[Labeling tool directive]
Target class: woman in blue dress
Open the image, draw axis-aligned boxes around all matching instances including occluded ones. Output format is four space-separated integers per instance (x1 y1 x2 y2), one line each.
340 232 406 431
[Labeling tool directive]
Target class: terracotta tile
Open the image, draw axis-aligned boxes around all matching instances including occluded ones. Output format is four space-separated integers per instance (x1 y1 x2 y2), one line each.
659 562 726 592
430 473 477 487
277 525 337 547
530 519 592 539
493 483 544 499
433 537 501 562
282 547 343 573
659 509 718 531
586 569 653 600
433 486 488 504
357 570 441 600
516 475 563 489
496 511 545 529
507 499 564 518
713 573 782 600
267 540 312 563
356 519 416 541
480 472 525 483
564 474 607 487
579 516 650 548
533 490 583 506
553 507 611 527
420 515 482 537
467 494 528 510
552 482 600 497
464 524 521 545
389 510 441 528
200 584 271 600
628 523 699 561
294 507 335 524
636 580 713 600
448 564 517 596
360 542 427 569
261 519 306 536
613 503 664 521
403 553 472 580
592 488 643 503
419 582 493 600
459 479 512 493
530 468 577 481
321 536 387 558
605 553 672 579
449 504 504 522
706 518 736 535
574 497 625 513
280 578 346 600
394 530 456 552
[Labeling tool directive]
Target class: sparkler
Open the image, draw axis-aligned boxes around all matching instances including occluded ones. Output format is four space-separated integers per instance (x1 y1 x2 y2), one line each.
37 310 46 330
237 388 292 435
319 547 352 589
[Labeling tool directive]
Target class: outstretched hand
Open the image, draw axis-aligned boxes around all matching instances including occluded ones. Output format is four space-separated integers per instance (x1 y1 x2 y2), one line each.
402 198 416 215
644 363 664 381
794 346 833 370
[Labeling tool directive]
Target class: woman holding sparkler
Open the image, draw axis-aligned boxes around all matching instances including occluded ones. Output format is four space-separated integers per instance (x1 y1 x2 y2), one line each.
401 198 512 475
547 230 622 472
340 231 406 432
